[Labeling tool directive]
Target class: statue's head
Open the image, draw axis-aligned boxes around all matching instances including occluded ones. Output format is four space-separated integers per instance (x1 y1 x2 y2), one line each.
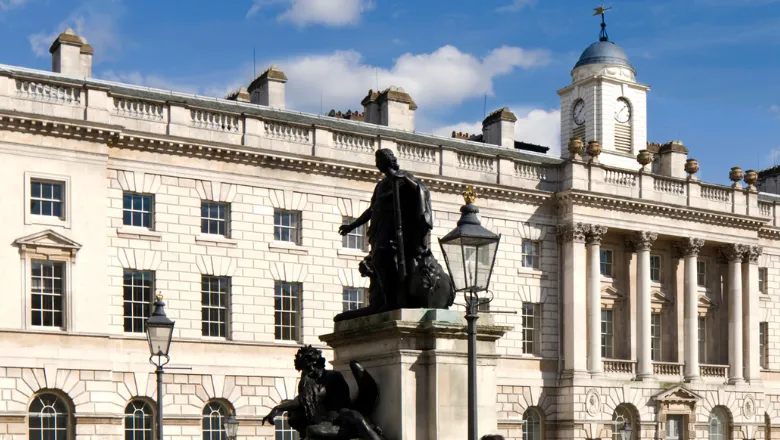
375 148 399 173
294 345 326 375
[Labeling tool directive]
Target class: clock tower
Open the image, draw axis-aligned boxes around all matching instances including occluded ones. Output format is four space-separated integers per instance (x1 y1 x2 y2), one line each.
557 8 650 169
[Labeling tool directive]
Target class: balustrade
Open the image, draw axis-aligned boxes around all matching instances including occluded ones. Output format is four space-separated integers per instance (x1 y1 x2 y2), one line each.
457 152 494 173
653 175 685 195
191 109 240 132
701 184 731 202
760 201 773 217
700 364 729 380
112 97 164 120
397 142 437 163
515 161 548 180
602 359 635 374
653 361 683 377
16 79 80 105
332 131 375 153
264 121 310 143
604 168 637 187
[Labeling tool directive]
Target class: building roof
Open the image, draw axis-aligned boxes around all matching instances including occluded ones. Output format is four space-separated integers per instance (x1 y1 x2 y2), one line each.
573 40 634 72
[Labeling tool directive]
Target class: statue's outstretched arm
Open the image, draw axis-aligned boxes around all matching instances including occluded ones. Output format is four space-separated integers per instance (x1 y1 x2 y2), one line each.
261 398 300 426
339 207 372 235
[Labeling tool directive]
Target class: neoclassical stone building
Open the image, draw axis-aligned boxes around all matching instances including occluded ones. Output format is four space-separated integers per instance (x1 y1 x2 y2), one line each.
1 24 780 440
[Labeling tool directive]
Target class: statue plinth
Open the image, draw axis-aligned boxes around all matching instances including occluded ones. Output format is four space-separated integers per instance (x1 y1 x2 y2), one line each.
320 309 511 440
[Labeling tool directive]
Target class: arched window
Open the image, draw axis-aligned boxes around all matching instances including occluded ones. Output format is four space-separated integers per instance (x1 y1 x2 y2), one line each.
125 400 154 440
203 401 229 440
522 407 543 440
612 405 635 440
709 409 727 440
274 412 299 440
29 393 70 440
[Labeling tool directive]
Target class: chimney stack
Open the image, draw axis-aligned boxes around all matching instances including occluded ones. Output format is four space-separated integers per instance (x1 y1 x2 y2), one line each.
361 86 417 131
482 107 517 149
248 66 288 109
50 28 93 77
225 88 250 102
656 140 689 179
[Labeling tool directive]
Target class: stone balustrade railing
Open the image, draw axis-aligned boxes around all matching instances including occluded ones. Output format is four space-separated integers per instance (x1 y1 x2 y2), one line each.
603 359 635 374
700 364 729 382
3 68 780 226
653 361 683 377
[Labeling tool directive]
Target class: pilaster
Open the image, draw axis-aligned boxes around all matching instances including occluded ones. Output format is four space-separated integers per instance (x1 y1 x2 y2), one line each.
558 222 589 379
675 237 704 382
743 245 763 384
586 225 608 377
720 243 746 384
630 231 657 380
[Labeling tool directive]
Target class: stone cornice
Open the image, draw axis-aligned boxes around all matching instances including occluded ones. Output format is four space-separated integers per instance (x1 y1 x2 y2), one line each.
557 190 768 231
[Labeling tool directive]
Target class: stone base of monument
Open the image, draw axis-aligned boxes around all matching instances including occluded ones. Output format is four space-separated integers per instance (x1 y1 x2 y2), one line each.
320 309 511 440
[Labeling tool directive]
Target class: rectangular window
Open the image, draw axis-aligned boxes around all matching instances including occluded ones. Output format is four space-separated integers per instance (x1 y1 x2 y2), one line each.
651 312 662 361
201 201 229 236
31 261 64 327
650 255 661 283
201 276 229 338
601 309 614 358
30 181 63 218
760 322 768 369
521 240 540 269
123 270 154 333
600 249 613 277
698 316 707 363
759 268 768 294
275 413 300 440
274 210 300 244
274 282 301 341
697 261 706 287
342 287 366 312
123 192 153 228
342 217 366 251
520 302 540 355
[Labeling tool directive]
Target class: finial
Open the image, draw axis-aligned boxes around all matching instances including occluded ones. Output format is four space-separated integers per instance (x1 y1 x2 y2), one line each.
463 186 478 204
593 3 612 41
156 291 163 301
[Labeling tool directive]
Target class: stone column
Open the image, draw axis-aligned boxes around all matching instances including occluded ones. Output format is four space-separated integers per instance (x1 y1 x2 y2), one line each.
631 231 657 380
559 223 589 378
721 244 746 384
676 238 705 381
586 225 608 376
743 245 763 383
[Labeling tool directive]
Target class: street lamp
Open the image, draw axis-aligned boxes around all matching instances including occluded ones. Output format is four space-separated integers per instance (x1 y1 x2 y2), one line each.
224 412 239 440
620 422 632 440
146 292 175 440
438 186 501 440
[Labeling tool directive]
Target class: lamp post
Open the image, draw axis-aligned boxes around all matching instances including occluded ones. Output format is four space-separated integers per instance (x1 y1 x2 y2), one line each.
145 292 175 440
438 186 501 440
224 412 239 440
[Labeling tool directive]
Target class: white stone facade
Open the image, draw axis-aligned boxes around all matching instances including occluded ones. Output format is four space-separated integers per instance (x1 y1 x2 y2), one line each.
1 30 780 440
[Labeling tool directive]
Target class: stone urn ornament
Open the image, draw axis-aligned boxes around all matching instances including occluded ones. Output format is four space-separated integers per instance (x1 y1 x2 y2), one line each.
729 166 744 188
637 149 653 171
744 169 758 191
568 137 584 159
684 158 699 179
586 140 602 162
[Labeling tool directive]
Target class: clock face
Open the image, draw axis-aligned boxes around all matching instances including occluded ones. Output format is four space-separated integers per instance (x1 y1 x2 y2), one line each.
614 98 631 123
572 99 585 125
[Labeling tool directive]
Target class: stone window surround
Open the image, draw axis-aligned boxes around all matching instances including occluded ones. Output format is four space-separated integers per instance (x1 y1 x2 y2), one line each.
600 247 615 279
24 171 72 229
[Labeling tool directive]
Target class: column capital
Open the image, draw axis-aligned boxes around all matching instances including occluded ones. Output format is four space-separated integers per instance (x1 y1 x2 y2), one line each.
557 222 588 243
585 225 608 245
743 245 763 264
675 237 705 257
629 231 658 252
719 243 747 262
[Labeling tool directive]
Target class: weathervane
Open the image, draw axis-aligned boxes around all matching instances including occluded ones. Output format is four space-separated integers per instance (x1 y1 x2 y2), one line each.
593 3 612 42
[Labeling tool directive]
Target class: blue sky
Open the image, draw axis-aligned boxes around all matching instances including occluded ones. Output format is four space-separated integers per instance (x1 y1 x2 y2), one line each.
1 0 779 184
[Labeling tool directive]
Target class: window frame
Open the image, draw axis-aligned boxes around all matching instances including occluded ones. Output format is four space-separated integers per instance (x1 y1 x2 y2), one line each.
342 217 367 251
697 261 707 287
124 399 154 440
202 401 229 440
25 172 72 229
708 409 726 440
520 302 541 356
698 315 707 364
600 248 614 278
123 269 155 334
274 281 302 342
760 321 769 369
275 412 300 440
274 209 302 245
522 407 543 440
650 312 662 361
612 406 634 440
201 201 230 237
521 239 541 270
29 392 73 440
759 267 768 295
122 192 155 229
601 308 614 359
201 275 230 339
650 254 662 283
342 287 367 312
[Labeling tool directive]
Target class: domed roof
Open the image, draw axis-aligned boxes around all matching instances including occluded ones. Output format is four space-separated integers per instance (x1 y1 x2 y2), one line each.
573 40 634 71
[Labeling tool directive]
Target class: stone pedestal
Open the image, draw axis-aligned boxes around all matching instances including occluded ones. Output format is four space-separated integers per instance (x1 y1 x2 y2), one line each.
320 309 510 440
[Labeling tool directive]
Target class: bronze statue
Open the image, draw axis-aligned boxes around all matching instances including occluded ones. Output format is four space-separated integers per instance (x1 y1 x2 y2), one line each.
336 148 454 321
261 346 383 440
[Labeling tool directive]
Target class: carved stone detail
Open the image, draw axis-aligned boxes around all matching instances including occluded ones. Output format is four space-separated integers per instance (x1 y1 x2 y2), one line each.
585 225 608 245
743 394 756 419
630 231 658 252
675 238 705 257
743 245 763 264
719 243 746 262
557 222 588 243
585 389 601 416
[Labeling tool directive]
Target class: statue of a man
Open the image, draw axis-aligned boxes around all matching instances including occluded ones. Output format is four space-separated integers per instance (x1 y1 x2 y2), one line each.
337 149 453 320
261 346 383 440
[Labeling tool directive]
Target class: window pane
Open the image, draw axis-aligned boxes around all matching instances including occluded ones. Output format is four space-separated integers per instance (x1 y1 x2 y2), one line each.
274 210 300 244
202 276 229 338
31 262 64 328
275 282 301 341
123 270 154 333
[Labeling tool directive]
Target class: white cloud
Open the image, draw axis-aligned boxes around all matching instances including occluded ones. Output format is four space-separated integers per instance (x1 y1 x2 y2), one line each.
272 45 549 112
770 104 780 118
0 0 28 11
247 0 374 27
28 0 122 61
496 0 536 12
432 107 561 155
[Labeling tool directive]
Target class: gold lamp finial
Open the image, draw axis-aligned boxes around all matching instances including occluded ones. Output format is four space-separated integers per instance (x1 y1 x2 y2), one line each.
156 291 163 301
463 186 478 204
